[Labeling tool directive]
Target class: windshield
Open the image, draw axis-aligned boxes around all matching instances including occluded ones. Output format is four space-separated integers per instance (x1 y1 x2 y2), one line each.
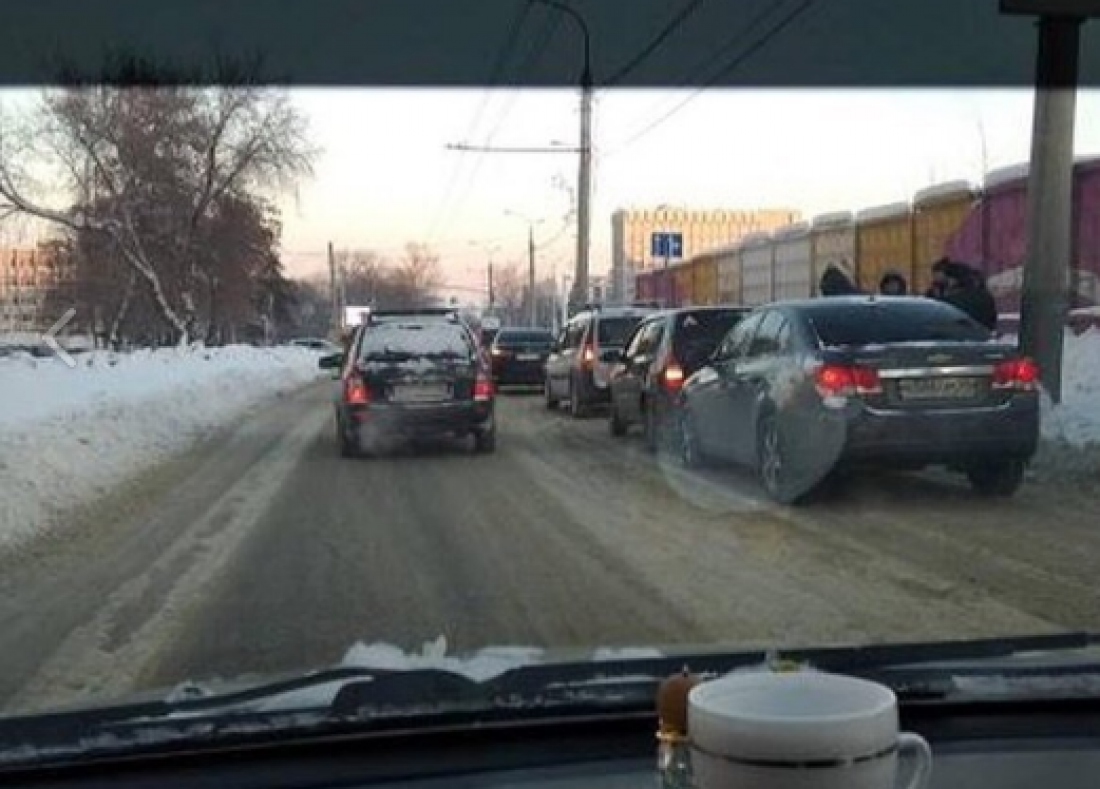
598 316 645 346
496 331 553 348
4 6 1100 763
808 302 992 346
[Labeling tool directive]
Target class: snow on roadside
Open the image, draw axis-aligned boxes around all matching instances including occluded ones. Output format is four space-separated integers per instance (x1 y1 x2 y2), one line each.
0 345 325 550
1040 328 1100 447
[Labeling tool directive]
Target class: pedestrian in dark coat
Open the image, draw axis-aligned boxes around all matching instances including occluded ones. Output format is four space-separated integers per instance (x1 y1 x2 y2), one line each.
940 262 999 332
819 265 862 296
879 270 909 296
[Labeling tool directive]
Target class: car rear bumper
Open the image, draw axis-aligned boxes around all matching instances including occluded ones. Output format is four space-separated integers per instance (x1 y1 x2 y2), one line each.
492 359 546 384
839 397 1039 466
342 400 493 437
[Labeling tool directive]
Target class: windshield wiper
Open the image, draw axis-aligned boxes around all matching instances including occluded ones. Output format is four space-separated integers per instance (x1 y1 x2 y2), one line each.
3 633 1099 770
363 349 417 362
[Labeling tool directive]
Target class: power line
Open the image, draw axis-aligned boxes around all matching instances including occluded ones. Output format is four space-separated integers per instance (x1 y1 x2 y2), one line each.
430 3 564 246
424 1 533 245
604 0 709 87
600 0 819 159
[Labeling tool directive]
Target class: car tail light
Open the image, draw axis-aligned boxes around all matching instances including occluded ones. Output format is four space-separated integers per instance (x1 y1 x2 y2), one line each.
344 374 370 404
993 357 1039 391
813 363 882 398
474 374 494 401
661 361 686 391
491 347 507 357
581 342 596 367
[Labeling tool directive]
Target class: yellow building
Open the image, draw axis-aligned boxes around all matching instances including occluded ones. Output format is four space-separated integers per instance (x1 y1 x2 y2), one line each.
0 243 76 336
611 206 801 303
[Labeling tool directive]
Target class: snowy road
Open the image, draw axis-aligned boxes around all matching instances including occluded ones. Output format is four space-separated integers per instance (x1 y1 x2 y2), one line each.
2 382 1100 715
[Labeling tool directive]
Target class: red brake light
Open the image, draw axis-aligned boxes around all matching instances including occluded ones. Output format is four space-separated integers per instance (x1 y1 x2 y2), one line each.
474 374 494 401
661 361 686 391
344 375 370 404
814 363 881 398
993 358 1039 391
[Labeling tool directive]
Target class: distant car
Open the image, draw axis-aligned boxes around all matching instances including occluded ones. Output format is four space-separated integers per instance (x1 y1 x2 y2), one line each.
490 328 555 386
544 305 660 417
677 297 1040 504
321 314 496 457
609 306 751 450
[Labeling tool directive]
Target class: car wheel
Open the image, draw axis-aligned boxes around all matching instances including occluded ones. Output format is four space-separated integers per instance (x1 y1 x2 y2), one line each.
569 380 588 419
642 403 660 453
337 414 359 458
966 459 1026 497
678 411 706 469
473 419 497 454
544 378 557 410
609 401 627 437
756 413 806 505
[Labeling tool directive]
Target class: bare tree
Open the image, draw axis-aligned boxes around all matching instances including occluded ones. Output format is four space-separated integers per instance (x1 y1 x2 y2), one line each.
0 80 316 344
395 242 442 305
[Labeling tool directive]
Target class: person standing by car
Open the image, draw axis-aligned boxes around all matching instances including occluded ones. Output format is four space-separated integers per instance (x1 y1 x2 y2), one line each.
931 261 999 332
819 265 863 296
879 270 909 296
926 258 952 299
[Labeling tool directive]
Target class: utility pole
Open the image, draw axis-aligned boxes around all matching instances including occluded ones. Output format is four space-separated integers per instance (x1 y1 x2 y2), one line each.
572 65 593 318
488 261 495 312
1001 0 1089 404
327 241 338 336
528 224 537 326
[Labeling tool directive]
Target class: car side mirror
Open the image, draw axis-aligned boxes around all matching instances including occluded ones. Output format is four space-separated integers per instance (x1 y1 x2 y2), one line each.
318 352 344 370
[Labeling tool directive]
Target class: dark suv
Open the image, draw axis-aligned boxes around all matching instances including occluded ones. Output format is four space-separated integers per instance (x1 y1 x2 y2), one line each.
544 305 658 417
320 313 496 457
609 306 750 450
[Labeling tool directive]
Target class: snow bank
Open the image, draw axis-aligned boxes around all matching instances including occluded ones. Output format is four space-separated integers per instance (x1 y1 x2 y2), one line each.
1040 328 1100 448
0 345 325 549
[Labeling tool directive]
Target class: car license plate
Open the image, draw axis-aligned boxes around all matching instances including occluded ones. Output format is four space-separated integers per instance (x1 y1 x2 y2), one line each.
897 377 981 401
391 383 450 403
517 353 540 361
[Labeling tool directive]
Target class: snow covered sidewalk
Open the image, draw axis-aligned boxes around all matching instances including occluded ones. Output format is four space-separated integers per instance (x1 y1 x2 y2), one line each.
0 345 325 550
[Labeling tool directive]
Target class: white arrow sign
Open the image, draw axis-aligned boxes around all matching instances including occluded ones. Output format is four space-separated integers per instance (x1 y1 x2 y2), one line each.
42 308 77 368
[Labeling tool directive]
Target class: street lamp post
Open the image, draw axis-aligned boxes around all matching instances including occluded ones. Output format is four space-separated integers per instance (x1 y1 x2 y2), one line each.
505 210 546 327
532 0 592 320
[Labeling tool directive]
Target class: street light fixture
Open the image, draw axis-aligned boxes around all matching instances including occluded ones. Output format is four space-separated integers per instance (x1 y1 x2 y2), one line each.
504 210 547 327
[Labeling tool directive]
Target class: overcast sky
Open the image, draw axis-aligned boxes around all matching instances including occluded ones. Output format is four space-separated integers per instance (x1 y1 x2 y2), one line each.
5 86 1100 299
282 87 1100 295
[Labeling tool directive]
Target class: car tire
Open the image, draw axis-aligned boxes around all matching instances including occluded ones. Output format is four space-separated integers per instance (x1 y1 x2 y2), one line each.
642 403 659 453
609 402 628 437
678 410 706 469
569 380 588 419
473 421 497 454
544 378 557 410
756 413 806 506
337 415 359 458
966 459 1026 497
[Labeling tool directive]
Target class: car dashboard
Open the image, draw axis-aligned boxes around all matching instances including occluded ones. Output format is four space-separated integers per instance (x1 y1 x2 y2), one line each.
7 698 1100 789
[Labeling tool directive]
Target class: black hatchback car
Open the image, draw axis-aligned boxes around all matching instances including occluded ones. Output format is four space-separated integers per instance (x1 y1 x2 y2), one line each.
609 306 750 450
489 328 555 386
321 315 496 457
677 297 1040 504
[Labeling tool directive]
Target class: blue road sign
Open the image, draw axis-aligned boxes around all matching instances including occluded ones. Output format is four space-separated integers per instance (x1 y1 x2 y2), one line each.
650 232 684 259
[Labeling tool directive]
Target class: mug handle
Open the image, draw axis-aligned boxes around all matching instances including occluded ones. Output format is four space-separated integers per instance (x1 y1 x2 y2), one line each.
896 732 933 789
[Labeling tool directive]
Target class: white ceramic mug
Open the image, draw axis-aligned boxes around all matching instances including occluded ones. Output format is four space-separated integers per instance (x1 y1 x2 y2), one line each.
688 671 932 789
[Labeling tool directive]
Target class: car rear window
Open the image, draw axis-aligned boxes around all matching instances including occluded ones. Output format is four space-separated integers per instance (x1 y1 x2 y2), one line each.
358 322 474 359
674 310 746 361
496 331 553 347
597 316 645 346
808 302 992 346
